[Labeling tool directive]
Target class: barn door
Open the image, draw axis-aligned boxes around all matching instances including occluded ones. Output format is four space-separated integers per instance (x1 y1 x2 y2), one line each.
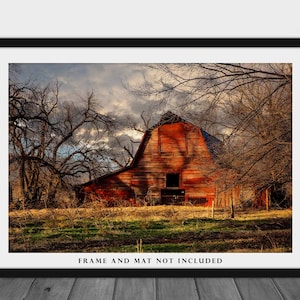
161 173 184 204
161 189 185 204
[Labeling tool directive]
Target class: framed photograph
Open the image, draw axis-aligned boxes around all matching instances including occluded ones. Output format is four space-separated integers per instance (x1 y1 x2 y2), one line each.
1 39 298 276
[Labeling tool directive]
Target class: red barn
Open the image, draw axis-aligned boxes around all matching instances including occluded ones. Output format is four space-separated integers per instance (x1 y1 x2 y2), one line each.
77 112 240 207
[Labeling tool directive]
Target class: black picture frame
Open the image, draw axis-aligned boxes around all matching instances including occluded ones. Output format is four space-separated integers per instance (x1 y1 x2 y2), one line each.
1 268 299 278
2 38 298 277
1 37 300 48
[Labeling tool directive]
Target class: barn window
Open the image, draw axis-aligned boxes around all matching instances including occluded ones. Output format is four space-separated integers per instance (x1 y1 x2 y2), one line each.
166 173 180 188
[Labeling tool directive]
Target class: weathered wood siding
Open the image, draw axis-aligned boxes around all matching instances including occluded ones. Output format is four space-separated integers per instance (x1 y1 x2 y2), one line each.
83 122 239 207
2 277 300 299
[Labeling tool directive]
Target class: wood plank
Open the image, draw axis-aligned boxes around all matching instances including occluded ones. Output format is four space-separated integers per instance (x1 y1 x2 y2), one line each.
23 278 75 300
157 278 199 300
234 278 284 300
68 278 115 300
114 278 155 300
0 278 34 300
1 277 299 300
195 278 242 300
273 278 300 300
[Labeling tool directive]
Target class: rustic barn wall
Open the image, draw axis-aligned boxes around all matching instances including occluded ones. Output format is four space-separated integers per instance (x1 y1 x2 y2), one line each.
81 114 240 208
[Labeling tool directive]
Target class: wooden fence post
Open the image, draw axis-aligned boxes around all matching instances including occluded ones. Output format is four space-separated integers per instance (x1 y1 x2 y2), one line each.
266 188 270 211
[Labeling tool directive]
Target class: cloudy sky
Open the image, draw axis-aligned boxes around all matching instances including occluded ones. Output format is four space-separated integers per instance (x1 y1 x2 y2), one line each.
15 63 155 122
14 63 207 146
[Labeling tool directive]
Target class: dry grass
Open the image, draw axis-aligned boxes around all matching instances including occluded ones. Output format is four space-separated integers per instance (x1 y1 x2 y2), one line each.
9 205 292 253
9 205 292 223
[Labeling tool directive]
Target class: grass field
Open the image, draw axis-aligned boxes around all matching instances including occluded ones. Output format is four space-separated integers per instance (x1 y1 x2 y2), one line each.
9 205 292 253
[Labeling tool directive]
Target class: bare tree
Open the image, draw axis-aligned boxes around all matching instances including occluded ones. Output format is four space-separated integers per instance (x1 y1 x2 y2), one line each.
9 73 115 208
126 63 292 206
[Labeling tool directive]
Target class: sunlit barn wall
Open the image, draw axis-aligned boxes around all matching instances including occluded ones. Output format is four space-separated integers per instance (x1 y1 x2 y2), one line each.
79 113 241 207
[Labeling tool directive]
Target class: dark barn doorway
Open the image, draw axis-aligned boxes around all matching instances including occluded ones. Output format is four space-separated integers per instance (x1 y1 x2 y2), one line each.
162 173 184 204
166 173 180 188
161 189 185 205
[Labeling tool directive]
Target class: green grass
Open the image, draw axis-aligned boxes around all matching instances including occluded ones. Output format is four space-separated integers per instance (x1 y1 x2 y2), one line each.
9 206 292 253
